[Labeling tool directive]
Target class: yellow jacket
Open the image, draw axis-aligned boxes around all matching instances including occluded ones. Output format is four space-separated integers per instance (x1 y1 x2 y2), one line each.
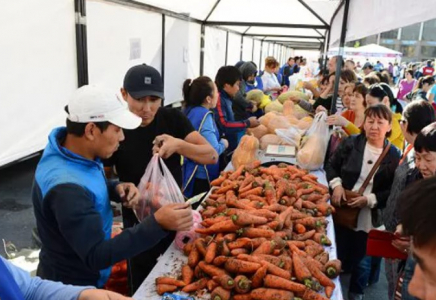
344 112 404 151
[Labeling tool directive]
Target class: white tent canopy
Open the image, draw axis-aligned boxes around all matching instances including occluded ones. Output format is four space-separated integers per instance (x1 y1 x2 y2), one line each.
329 0 436 47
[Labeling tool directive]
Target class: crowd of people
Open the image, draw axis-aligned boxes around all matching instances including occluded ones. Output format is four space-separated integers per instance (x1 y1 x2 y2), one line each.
2 53 436 300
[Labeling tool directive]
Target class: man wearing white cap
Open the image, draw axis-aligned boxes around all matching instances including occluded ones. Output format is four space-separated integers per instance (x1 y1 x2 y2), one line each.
32 85 193 288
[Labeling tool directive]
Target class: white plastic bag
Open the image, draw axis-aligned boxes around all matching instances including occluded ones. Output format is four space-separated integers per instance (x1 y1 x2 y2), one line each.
296 112 329 170
275 127 305 148
135 154 185 221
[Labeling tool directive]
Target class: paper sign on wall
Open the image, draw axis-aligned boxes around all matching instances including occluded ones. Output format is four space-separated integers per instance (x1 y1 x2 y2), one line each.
130 38 141 60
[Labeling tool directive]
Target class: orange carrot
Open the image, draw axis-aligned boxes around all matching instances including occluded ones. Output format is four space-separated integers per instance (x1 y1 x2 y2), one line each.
202 216 230 227
292 252 313 288
303 257 335 288
238 227 275 239
295 217 327 228
221 241 231 256
181 278 208 293
293 198 303 210
302 193 324 202
205 241 218 264
229 165 245 180
315 252 329 265
264 185 277 205
325 286 334 298
250 237 267 249
287 241 306 249
195 220 241 235
188 245 200 268
198 261 228 277
239 187 263 198
231 248 249 256
211 175 228 186
265 220 280 230
183 242 193 256
228 238 252 250
251 264 268 288
194 238 207 257
260 260 292 280
181 265 194 284
305 245 324 258
291 210 309 220
324 259 342 279
224 258 261 273
279 255 293 272
293 229 316 241
295 223 307 234
211 286 231 300
248 209 278 219
313 233 332 246
156 277 186 287
223 233 237 242
299 287 330 300
234 275 252 294
246 194 268 204
252 240 276 255
227 197 256 210
263 274 306 293
156 284 177 295
251 288 294 300
233 294 253 300
207 279 219 292
302 201 318 210
213 256 230 266
215 183 237 195
239 182 254 194
316 203 335 216
253 254 282 267
213 274 235 290
232 212 268 226
264 203 288 213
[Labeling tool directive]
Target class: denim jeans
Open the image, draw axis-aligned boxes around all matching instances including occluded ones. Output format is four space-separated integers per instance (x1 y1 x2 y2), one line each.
402 256 419 300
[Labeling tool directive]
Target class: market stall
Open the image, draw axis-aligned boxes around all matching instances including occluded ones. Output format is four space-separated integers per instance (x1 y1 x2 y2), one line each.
134 151 343 300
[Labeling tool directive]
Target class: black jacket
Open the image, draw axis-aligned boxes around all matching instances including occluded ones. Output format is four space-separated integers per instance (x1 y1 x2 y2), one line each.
325 134 401 209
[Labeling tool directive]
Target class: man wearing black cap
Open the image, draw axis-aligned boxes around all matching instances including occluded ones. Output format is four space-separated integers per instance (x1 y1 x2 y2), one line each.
106 64 217 293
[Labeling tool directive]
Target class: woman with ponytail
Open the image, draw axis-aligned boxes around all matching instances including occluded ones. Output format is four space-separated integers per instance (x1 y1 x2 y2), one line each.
182 77 229 198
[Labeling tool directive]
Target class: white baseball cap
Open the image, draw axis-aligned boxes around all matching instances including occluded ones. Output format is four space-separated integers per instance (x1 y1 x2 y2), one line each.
67 85 141 130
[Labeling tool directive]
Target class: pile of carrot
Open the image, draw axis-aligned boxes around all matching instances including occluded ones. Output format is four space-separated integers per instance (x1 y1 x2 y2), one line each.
155 161 342 300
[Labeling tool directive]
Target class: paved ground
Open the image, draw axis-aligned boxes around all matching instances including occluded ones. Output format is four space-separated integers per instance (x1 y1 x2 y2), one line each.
0 156 389 299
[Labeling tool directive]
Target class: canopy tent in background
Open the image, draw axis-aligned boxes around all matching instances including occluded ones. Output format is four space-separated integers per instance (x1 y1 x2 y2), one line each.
327 44 403 65
329 0 436 48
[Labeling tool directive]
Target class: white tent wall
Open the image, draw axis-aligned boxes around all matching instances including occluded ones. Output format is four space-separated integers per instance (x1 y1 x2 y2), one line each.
242 37 253 62
0 0 77 167
187 23 201 80
329 0 436 47
164 17 196 105
227 32 242 66
87 0 162 92
204 27 227 79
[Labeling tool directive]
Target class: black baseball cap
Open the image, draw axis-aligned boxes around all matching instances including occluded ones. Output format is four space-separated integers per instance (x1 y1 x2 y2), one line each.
123 64 164 100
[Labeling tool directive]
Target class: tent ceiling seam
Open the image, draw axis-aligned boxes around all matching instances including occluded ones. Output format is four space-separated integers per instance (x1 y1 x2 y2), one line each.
297 0 329 27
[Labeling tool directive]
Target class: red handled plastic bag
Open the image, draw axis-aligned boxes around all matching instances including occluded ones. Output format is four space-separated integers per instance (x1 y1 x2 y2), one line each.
135 154 185 221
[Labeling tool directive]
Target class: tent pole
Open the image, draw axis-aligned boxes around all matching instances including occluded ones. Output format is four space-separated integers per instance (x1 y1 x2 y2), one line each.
252 39 255 61
161 14 165 84
259 40 264 70
74 0 88 87
200 24 205 76
240 35 244 61
331 0 350 115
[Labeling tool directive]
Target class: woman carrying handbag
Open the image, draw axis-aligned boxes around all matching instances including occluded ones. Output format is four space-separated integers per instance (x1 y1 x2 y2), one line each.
325 104 401 300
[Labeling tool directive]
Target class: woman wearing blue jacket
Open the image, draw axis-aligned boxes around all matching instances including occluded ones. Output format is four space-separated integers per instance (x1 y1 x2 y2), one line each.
183 77 229 198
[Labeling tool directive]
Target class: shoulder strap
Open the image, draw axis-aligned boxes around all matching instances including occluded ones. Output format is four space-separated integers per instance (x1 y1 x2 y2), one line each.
198 111 212 132
358 142 391 194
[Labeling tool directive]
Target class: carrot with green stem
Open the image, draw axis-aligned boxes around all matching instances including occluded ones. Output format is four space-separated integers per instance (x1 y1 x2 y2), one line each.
156 284 177 295
316 203 335 216
181 278 208 293
295 217 327 228
251 288 294 300
313 233 332 246
211 286 232 300
303 257 336 289
251 264 268 288
291 210 310 220
292 252 313 288
234 275 252 294
302 201 318 210
263 274 306 293
323 259 342 279
226 197 256 211
213 274 235 290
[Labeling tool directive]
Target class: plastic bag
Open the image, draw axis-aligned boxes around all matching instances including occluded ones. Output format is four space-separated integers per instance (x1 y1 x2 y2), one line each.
275 127 304 148
135 154 185 221
297 112 329 170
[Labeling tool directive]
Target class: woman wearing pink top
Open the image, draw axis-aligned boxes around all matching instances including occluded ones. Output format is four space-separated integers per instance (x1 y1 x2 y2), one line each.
397 69 417 101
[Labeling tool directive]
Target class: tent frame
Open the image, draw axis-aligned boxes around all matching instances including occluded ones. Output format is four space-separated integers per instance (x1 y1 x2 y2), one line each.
75 0 336 87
